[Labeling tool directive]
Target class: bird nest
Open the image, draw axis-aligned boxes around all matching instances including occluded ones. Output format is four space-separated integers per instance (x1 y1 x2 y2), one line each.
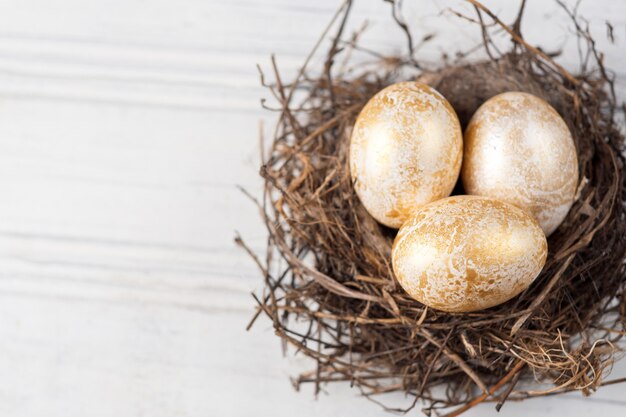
239 1 626 415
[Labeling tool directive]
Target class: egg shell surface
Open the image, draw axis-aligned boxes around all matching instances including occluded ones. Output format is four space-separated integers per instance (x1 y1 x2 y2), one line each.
392 195 547 312
462 91 578 236
350 82 463 228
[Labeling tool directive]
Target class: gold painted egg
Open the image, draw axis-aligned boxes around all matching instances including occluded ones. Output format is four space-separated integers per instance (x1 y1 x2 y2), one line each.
462 91 578 236
350 82 463 228
392 195 547 313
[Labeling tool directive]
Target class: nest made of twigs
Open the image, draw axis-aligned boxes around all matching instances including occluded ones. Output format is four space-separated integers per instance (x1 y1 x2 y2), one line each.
239 1 626 415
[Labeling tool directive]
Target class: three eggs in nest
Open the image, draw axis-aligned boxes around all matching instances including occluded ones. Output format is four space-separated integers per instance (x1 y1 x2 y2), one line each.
350 82 578 313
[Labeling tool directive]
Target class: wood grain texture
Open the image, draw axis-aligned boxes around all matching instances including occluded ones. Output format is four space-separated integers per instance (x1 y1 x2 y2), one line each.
0 0 623 416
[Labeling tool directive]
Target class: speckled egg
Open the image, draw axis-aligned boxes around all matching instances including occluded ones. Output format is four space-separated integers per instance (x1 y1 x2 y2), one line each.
350 82 463 228
462 92 578 236
392 195 547 313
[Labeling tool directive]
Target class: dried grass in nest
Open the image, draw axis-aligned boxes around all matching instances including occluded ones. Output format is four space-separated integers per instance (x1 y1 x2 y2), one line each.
238 0 626 414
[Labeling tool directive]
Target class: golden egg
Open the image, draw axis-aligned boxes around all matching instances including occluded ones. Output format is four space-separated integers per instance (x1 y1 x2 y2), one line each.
392 195 547 313
350 82 463 228
462 92 578 236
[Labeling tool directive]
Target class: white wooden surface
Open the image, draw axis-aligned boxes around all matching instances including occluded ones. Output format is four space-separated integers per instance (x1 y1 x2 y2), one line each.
0 1 624 416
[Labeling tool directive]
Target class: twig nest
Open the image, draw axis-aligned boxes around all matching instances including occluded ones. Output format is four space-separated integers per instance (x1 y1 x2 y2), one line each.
248 2 626 412
350 81 462 228
392 195 547 312
462 92 579 235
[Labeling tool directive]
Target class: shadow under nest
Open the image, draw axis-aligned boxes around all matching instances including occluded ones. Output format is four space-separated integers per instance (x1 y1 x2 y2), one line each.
238 1 626 415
